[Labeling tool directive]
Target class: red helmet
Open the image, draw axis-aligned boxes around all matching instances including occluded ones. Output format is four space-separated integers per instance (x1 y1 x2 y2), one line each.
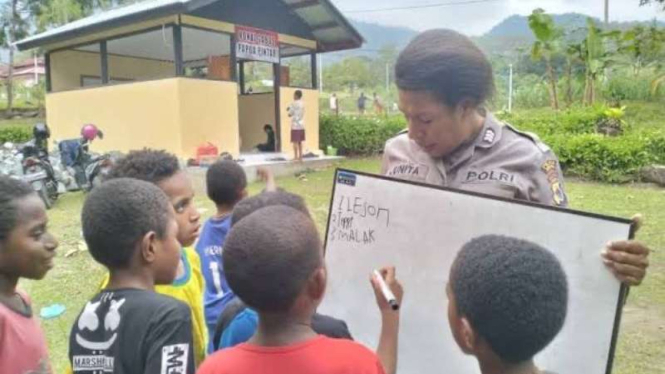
81 124 103 141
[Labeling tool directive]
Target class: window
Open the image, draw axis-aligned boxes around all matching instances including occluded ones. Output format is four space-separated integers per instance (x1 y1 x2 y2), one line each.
50 43 100 92
182 27 232 81
106 26 176 84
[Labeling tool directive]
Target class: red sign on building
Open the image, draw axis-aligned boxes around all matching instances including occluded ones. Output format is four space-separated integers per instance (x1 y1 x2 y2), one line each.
235 25 280 64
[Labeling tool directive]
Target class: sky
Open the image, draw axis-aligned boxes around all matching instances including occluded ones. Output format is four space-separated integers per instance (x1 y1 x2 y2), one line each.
331 0 665 36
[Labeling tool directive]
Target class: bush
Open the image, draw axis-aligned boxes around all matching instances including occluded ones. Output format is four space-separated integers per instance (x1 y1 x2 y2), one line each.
496 106 607 135
543 132 665 182
320 114 406 155
0 126 31 143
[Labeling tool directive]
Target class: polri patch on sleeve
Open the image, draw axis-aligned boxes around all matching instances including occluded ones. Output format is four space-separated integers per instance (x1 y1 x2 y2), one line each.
541 160 566 206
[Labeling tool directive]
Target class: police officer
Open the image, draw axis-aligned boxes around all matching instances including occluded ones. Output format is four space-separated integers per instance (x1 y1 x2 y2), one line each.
382 29 649 286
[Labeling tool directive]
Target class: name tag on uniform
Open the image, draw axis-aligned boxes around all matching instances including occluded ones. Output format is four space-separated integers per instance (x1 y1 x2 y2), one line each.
387 162 430 182
464 170 516 184
460 169 519 199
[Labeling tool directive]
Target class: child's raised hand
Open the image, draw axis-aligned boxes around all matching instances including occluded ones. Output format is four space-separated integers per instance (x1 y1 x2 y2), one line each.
370 266 404 315
256 167 277 192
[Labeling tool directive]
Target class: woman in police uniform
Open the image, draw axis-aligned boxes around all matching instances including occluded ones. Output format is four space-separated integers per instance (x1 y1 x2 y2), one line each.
382 29 649 286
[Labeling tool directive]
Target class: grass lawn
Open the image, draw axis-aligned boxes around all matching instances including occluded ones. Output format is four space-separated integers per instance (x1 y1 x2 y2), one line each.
20 158 664 374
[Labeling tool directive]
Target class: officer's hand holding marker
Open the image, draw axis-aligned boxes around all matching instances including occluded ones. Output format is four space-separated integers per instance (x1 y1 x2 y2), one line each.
601 214 650 286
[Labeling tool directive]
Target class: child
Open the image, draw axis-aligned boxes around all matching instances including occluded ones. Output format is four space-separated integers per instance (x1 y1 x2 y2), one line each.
198 205 401 374
211 191 352 351
70 179 194 374
256 125 276 152
447 235 568 374
195 160 250 351
103 149 207 365
0 176 58 374
287 90 305 161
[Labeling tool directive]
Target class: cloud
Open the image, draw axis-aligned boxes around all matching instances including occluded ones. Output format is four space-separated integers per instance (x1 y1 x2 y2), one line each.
332 0 665 35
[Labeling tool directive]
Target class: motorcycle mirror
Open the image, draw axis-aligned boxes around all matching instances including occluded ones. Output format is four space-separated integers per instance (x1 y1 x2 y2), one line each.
97 130 104 140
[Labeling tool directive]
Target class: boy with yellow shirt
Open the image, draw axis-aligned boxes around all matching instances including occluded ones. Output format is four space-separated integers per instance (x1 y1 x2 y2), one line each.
100 149 207 365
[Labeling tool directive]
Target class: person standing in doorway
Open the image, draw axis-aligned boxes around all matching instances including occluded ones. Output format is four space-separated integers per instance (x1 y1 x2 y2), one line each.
330 93 339 116
287 90 306 162
357 93 367 115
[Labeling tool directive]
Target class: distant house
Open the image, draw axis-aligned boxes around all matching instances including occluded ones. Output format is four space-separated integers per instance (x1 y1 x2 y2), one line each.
0 57 45 87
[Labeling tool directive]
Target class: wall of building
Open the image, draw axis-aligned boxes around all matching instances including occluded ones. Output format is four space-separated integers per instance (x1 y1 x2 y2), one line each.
177 78 240 158
45 79 182 155
238 93 276 152
279 87 320 156
50 50 174 92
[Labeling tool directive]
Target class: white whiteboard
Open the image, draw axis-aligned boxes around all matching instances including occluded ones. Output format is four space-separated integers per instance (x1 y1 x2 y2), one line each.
321 169 631 374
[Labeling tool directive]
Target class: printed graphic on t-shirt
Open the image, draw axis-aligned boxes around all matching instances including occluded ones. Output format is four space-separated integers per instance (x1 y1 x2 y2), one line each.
70 289 195 374
73 295 125 372
161 344 189 374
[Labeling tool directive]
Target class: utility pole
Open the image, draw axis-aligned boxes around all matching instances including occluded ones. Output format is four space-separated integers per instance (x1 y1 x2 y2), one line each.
318 54 323 93
385 63 390 93
604 0 609 25
508 64 514 112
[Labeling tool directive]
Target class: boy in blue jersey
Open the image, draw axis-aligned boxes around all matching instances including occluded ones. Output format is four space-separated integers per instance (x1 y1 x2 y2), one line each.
196 160 275 351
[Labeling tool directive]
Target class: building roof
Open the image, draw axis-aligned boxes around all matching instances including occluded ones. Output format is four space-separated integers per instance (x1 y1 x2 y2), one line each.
16 0 363 53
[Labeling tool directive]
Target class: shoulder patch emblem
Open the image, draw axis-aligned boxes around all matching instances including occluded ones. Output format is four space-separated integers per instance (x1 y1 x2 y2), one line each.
483 129 496 144
541 160 566 206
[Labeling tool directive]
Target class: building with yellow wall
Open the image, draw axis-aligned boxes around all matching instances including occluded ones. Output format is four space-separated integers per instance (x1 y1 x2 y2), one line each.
16 0 362 159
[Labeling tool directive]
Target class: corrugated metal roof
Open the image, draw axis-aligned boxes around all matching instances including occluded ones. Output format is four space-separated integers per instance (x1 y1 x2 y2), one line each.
16 0 363 52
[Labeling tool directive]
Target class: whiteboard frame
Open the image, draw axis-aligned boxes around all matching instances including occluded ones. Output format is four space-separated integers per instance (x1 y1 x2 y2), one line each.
323 168 634 374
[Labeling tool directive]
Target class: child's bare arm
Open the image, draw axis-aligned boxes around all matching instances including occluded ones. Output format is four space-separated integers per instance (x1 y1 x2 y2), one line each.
370 266 403 374
257 167 277 192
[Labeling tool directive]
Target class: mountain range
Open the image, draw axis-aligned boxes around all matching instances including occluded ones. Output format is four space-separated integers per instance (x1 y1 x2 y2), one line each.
333 13 665 60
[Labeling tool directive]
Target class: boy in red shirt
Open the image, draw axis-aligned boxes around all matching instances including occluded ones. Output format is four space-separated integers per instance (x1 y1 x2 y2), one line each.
198 205 401 374
0 175 58 374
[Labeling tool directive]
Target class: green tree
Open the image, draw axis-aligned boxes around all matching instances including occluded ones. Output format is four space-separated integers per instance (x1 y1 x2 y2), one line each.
31 0 140 31
31 0 83 32
323 57 372 92
639 0 665 10
618 25 665 75
0 0 31 116
528 8 563 110
580 18 620 105
564 42 583 106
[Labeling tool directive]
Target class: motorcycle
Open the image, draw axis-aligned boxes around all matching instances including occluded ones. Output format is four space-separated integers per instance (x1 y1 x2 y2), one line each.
83 153 113 191
57 139 114 191
0 143 23 178
20 141 60 209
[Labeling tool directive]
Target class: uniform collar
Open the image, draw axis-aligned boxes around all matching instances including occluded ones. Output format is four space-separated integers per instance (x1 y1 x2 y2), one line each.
443 112 503 170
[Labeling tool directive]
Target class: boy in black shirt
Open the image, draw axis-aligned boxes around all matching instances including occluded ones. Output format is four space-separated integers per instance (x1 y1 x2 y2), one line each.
69 179 195 374
447 235 568 374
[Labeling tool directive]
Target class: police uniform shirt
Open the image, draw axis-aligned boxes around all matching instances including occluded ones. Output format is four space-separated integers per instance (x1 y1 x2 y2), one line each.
381 113 568 207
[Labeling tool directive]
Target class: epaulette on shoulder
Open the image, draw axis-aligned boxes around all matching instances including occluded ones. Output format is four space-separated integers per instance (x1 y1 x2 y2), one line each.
389 128 408 140
503 123 550 153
